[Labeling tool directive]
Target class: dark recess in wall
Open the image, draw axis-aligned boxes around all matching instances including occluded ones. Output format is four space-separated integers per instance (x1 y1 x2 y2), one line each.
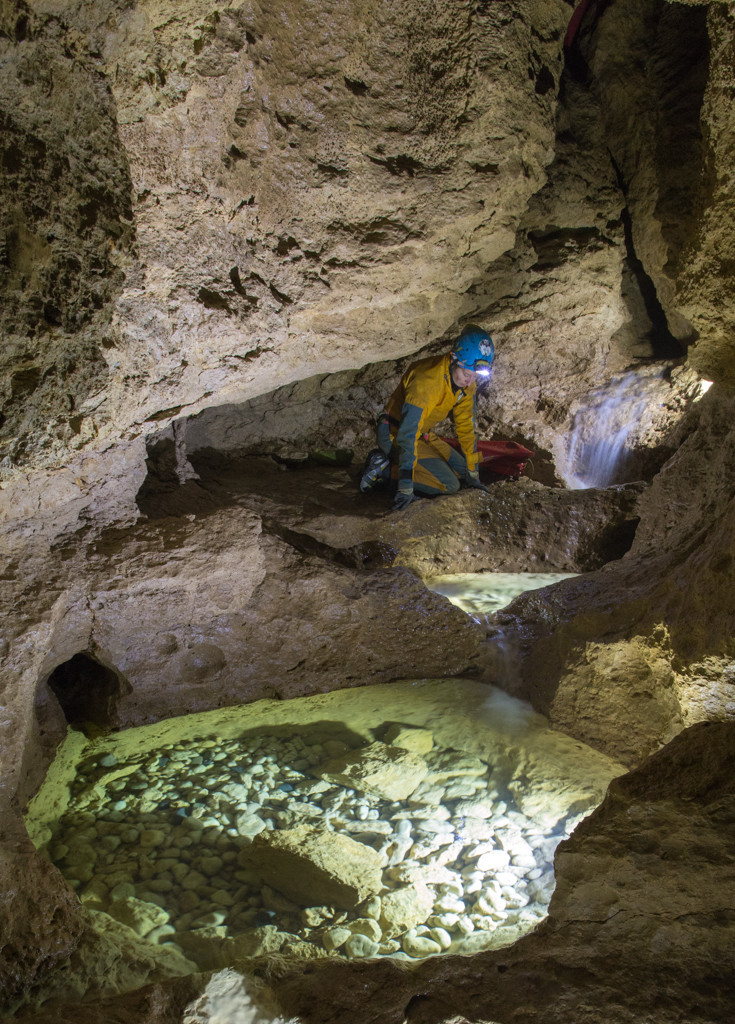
47 653 126 731
611 155 684 361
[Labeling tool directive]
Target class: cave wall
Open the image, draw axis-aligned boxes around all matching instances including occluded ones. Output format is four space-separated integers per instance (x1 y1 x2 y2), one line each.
2 0 735 1020
1 0 572 476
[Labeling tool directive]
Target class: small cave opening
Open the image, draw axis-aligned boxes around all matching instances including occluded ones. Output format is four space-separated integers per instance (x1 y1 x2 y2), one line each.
46 653 126 732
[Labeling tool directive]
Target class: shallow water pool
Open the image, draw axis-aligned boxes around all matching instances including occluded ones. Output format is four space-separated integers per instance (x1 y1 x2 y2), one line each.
26 679 623 999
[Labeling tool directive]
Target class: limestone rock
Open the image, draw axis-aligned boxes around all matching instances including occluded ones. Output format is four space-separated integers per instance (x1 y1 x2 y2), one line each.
423 750 488 783
348 918 382 944
402 932 442 958
344 934 380 959
106 897 169 938
380 884 434 938
0 837 83 1015
383 725 434 756
230 926 287 960
236 811 268 835
245 826 383 910
181 968 284 1024
14 908 196 1011
322 926 351 952
318 741 428 801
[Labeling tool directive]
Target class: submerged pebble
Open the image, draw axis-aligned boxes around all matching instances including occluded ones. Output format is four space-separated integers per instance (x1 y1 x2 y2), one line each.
38 720 585 966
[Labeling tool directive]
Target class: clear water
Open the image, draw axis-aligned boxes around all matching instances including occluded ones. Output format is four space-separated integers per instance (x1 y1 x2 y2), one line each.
26 680 623 999
426 572 577 621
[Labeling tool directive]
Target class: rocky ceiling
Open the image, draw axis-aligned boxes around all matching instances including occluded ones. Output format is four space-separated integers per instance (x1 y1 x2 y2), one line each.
1 0 735 1021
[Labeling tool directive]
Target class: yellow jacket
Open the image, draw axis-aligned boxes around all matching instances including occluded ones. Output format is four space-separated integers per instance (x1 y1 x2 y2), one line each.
384 353 479 480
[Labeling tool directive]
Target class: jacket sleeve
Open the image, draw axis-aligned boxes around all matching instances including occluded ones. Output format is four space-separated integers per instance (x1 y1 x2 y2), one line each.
452 387 480 472
394 400 423 481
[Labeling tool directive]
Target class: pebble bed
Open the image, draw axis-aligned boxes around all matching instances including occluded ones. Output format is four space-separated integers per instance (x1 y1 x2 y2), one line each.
47 729 571 963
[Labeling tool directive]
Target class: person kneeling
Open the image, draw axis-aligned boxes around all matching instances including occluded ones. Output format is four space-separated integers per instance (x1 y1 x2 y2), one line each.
360 324 495 511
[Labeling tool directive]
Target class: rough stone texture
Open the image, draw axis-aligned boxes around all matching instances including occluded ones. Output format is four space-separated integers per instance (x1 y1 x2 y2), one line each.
383 725 434 756
4 492 487 811
9 905 197 1017
136 448 645 575
318 741 429 801
0 0 134 471
245 825 384 910
270 721 735 1024
181 968 286 1024
0 0 570 475
492 388 735 766
3 0 735 1020
0 828 84 1014
379 885 434 939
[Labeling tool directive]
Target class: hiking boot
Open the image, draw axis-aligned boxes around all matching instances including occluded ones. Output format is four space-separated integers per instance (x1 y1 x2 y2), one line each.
360 449 390 492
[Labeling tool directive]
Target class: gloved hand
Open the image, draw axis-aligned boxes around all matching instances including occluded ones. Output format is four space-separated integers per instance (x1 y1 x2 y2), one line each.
465 470 489 493
392 480 415 511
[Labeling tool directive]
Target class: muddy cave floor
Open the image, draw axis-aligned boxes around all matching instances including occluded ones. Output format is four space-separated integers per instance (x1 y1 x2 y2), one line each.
11 458 735 1024
135 449 642 575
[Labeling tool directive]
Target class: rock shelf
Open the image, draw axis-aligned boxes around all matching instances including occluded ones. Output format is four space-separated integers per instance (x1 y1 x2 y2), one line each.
26 680 624 991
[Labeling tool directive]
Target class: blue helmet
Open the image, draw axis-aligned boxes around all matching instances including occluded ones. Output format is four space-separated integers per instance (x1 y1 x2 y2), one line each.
452 325 494 376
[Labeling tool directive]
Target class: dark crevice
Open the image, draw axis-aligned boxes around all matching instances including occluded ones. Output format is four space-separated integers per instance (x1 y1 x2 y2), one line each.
609 155 684 360
261 516 395 571
46 653 128 731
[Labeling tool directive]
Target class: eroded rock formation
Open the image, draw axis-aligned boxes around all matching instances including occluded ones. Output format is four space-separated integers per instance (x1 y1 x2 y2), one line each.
2 0 735 1020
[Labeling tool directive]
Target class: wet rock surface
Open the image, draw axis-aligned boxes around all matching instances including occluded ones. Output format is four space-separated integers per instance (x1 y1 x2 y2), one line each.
2 0 735 1021
17 679 619 1012
269 721 735 1024
137 449 645 575
493 390 735 766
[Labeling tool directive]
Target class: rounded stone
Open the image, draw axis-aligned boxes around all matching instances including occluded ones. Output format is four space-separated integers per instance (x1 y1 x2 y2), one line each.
345 933 380 958
435 895 465 914
323 926 351 951
476 850 511 872
349 917 382 943
403 932 443 958
140 828 168 847
211 889 235 907
429 926 452 950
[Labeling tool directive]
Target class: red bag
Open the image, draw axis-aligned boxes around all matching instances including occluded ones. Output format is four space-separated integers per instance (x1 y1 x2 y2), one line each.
440 438 533 480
